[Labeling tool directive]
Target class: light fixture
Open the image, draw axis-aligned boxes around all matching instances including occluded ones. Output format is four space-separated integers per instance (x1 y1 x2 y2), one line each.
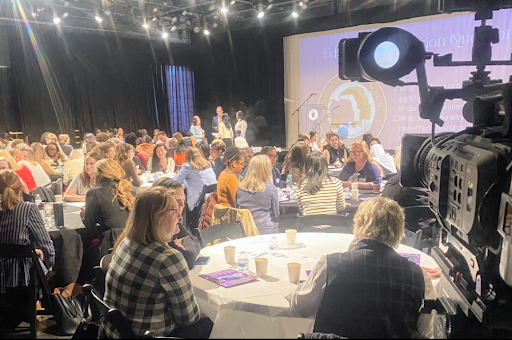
299 1 304 7
193 26 200 33
162 31 168 38
257 11 264 18
204 29 210 35
220 7 228 13
31 12 37 17
95 16 102 22
171 25 177 31
142 23 149 28
186 19 192 26
230 0 236 4
212 22 218 28
53 17 61 24
182 10 187 15
292 11 298 18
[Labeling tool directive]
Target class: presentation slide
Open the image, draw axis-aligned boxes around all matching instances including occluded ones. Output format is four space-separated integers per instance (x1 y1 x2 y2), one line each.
297 9 512 149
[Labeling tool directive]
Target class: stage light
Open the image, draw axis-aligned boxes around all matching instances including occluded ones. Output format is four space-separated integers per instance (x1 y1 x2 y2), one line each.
230 0 236 4
31 12 37 17
95 16 102 22
53 17 61 24
162 31 168 38
183 10 188 15
299 1 304 7
142 23 149 29
374 41 400 69
186 19 192 26
204 29 210 35
193 26 200 33
212 22 218 28
257 11 264 18
220 7 228 13
292 11 298 18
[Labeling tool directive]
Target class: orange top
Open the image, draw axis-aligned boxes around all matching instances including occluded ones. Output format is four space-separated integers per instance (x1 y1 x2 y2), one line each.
136 143 155 159
217 172 240 207
174 151 186 166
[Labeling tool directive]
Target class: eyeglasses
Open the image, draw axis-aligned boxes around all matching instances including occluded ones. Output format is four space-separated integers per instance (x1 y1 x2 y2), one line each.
167 208 179 214
268 155 278 159
352 151 363 155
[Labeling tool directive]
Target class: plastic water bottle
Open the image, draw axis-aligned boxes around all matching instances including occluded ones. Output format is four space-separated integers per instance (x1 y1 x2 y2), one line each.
237 251 249 273
334 157 342 169
269 236 279 256
286 174 293 193
275 178 280 188
35 194 42 206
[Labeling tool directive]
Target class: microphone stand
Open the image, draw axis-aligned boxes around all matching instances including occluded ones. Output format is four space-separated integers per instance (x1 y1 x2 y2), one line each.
291 93 315 138
312 105 340 133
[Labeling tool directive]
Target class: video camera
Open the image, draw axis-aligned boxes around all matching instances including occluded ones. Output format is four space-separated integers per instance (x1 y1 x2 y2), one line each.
339 0 512 337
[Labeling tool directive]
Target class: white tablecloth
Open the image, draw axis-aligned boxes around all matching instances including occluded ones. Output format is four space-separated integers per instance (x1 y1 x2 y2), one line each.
191 233 440 338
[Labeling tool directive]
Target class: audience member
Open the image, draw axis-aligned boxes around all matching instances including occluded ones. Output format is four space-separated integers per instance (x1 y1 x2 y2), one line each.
63 149 84 185
362 132 375 148
91 142 115 160
288 197 433 338
234 137 249 149
95 128 102 136
260 146 280 186
309 131 321 152
149 143 175 174
104 187 212 338
0 132 13 153
234 111 247 138
189 134 197 147
31 142 56 176
116 127 125 142
15 143 50 187
136 135 155 159
174 137 192 167
323 133 347 165
125 132 147 169
167 137 178 158
195 141 210 160
318 131 335 151
296 151 345 216
370 139 397 175
174 147 217 211
152 129 160 144
240 147 254 174
217 146 244 207
218 112 234 146
0 170 55 334
283 142 308 184
236 155 279 234
64 152 101 202
0 151 36 190
116 143 143 187
58 134 73 156
46 141 68 165
96 132 109 143
24 135 39 147
172 132 184 145
0 156 29 195
157 131 170 149
190 116 205 142
210 139 226 179
338 140 383 188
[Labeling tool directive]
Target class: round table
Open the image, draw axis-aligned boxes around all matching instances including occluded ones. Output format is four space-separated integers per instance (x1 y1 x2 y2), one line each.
190 233 440 338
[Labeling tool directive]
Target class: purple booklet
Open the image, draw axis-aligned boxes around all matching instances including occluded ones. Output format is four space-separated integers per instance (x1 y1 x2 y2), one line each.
199 269 258 288
398 253 421 265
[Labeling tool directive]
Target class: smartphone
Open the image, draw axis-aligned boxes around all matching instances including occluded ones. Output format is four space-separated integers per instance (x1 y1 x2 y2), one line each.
195 256 211 265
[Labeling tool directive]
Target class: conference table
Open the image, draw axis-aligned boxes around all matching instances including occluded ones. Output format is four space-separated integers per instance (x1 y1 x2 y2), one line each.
190 233 440 338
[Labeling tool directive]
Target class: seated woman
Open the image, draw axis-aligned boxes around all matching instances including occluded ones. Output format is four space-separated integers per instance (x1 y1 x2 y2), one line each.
152 177 201 270
91 142 116 160
173 137 192 167
310 131 321 152
322 133 347 165
236 155 279 234
63 149 84 185
195 141 210 160
283 141 308 184
115 143 143 187
104 187 212 338
0 151 36 190
296 151 346 216
318 131 335 152
0 170 55 333
217 146 245 207
83 159 135 244
210 139 226 179
63 152 101 202
338 140 383 189
148 143 175 174
288 197 434 338
173 147 217 212
31 142 55 176
46 141 68 166
260 146 280 186
14 143 51 188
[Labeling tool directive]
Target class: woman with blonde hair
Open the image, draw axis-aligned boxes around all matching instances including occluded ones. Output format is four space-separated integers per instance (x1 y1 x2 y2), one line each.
0 170 55 332
338 140 383 189
174 147 217 211
0 151 36 190
14 144 51 188
115 143 143 187
236 155 279 234
103 187 212 338
83 159 135 245
63 152 101 202
31 142 55 176
63 149 84 185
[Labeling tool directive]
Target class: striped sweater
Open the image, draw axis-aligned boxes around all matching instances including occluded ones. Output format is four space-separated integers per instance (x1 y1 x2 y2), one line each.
296 176 346 215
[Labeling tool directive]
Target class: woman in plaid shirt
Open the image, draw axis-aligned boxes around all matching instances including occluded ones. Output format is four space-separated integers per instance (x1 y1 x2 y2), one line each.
102 187 212 338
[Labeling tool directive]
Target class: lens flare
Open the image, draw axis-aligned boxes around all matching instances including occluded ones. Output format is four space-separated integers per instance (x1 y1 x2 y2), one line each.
374 41 400 69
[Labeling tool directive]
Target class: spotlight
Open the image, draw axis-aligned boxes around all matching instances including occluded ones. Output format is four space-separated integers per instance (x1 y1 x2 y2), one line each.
299 1 304 7
193 26 200 33
292 11 298 18
53 17 61 24
142 23 149 28
257 11 264 18
183 10 187 15
204 29 210 35
186 19 192 26
220 7 228 13
230 0 236 4
171 25 177 31
162 31 168 38
212 22 218 28
31 12 37 17
95 16 102 22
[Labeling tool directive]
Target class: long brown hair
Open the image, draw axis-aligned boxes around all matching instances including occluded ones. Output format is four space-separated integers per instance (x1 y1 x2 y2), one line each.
346 140 384 176
0 151 21 171
95 158 134 210
115 143 133 166
30 142 48 164
0 170 23 211
81 152 101 188
287 141 308 172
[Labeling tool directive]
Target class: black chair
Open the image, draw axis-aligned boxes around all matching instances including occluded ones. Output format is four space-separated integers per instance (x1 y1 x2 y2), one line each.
196 221 246 248
296 213 353 234
383 173 398 181
401 229 423 250
0 243 53 339
186 183 217 233
277 150 288 163
30 186 55 202
280 173 288 184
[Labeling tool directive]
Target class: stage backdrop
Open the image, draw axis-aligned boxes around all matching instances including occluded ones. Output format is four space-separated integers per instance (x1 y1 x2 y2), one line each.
284 9 512 149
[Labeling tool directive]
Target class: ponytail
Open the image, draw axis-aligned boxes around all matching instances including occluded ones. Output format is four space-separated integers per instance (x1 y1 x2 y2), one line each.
95 159 134 211
116 178 134 210
0 170 23 211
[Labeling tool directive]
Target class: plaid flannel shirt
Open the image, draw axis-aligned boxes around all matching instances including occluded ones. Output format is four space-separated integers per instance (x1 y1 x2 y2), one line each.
101 238 200 338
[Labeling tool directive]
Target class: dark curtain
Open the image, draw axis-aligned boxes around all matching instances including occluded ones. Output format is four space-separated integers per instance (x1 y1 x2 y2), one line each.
166 65 195 134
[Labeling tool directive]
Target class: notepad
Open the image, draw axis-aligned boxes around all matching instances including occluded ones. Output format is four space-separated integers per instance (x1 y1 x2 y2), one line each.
199 269 258 288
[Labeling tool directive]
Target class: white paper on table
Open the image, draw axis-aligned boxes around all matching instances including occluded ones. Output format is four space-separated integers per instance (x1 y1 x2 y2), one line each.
236 244 268 260
269 253 319 269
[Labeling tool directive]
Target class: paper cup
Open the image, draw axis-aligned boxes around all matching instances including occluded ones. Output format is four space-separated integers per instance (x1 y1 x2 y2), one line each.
285 229 297 245
54 195 63 203
351 182 359 190
287 262 301 283
255 258 268 277
224 246 236 264
351 189 359 201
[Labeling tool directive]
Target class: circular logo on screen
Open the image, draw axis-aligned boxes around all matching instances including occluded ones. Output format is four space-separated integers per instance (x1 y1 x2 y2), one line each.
308 109 319 121
317 76 387 144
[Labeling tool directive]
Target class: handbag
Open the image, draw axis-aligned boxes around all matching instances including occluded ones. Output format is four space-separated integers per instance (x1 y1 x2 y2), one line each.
52 288 83 335
72 290 99 339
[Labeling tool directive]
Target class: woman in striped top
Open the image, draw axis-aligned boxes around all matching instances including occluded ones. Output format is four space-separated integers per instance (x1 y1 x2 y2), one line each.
296 151 346 216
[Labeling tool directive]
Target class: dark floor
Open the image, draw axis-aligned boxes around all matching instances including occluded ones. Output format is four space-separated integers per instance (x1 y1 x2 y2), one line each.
9 316 72 339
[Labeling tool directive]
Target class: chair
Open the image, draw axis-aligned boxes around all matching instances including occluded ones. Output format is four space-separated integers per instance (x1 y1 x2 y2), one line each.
383 173 398 181
280 173 288 184
30 186 55 202
211 204 260 236
196 221 246 248
401 229 422 250
296 213 353 234
0 243 53 338
186 183 217 232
